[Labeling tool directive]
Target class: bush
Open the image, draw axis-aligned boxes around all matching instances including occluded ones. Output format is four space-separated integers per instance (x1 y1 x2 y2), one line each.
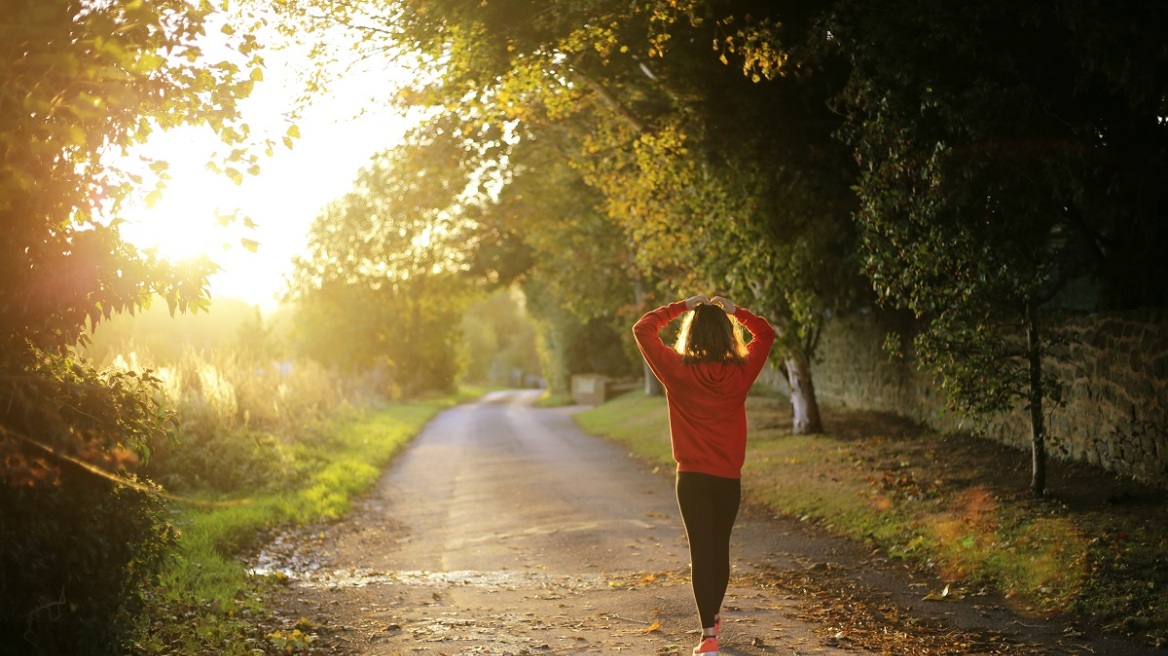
145 427 308 495
0 471 175 656
0 350 177 655
116 347 350 496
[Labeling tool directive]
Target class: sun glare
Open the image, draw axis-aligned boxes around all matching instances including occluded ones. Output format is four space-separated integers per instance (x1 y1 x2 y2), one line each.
116 127 270 299
121 156 243 262
113 15 419 312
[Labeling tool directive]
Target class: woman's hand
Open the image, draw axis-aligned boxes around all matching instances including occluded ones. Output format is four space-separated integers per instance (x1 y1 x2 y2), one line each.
684 294 710 310
711 296 737 314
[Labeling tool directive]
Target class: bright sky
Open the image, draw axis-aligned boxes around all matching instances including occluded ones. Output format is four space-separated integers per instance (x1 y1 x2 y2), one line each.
118 27 415 313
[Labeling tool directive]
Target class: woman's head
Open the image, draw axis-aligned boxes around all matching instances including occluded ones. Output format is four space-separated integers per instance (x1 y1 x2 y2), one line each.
674 303 748 364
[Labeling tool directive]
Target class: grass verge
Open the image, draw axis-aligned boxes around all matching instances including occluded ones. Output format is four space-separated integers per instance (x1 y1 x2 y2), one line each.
575 391 1168 646
131 389 483 655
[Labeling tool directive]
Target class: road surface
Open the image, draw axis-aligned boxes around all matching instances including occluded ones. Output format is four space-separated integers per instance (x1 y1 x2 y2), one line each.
257 390 1154 655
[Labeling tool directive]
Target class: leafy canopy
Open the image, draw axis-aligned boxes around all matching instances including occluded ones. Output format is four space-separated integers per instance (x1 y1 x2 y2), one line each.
288 141 476 395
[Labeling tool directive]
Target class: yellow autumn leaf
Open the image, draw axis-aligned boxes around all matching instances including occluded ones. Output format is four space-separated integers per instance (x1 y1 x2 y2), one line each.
643 620 661 633
922 583 963 601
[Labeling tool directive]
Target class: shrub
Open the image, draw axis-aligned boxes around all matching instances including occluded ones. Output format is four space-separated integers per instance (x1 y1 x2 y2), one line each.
116 347 351 496
0 347 179 655
0 474 175 656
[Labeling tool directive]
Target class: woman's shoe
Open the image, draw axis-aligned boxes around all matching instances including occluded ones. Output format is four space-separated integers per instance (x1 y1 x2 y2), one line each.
693 636 718 655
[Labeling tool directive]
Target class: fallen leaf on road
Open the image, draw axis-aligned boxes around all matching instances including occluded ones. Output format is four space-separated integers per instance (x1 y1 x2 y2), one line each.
922 583 965 601
643 620 661 633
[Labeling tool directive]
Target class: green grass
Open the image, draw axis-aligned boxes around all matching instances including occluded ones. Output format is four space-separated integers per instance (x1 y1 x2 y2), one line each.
133 390 478 654
575 392 1168 643
573 392 673 465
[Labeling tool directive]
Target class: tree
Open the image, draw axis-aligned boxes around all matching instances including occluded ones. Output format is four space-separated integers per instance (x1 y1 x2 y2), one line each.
474 130 646 393
288 142 475 395
277 0 867 432
0 0 266 650
460 288 542 386
826 0 1168 495
2 0 265 475
563 26 862 430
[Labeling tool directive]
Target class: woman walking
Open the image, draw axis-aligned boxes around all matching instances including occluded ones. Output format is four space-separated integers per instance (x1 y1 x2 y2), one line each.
633 294 776 656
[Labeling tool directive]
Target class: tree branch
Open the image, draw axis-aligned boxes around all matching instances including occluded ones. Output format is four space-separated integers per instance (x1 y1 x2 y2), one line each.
0 426 247 507
569 68 651 134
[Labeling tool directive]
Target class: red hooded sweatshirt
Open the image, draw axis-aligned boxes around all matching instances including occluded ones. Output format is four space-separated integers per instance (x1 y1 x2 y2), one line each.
633 301 777 479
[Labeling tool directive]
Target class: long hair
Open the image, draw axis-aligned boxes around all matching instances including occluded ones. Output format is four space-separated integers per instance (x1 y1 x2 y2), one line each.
674 304 748 365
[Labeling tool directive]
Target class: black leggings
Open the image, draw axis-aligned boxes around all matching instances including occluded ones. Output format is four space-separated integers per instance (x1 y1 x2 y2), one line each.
676 471 741 629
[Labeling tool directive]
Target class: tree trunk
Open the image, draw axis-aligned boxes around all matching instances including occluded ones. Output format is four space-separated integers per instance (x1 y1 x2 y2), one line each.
786 354 823 434
643 361 664 396
1025 302 1047 497
631 269 664 396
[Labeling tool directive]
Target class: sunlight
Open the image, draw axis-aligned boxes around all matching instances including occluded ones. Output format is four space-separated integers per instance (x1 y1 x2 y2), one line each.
115 125 279 309
118 130 245 262
113 6 420 312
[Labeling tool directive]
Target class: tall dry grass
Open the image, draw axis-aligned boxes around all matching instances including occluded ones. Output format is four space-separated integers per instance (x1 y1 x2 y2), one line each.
106 343 381 495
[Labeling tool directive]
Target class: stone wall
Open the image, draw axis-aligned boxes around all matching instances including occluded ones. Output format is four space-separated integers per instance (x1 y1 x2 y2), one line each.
792 308 1168 488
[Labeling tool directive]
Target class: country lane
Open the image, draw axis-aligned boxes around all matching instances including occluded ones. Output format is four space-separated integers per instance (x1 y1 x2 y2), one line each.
256 390 1156 656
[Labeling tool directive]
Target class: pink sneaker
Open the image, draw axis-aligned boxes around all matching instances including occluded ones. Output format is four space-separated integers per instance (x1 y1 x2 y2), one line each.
693 636 718 656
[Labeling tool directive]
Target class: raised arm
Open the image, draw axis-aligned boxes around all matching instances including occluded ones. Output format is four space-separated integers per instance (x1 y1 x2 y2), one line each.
633 296 705 383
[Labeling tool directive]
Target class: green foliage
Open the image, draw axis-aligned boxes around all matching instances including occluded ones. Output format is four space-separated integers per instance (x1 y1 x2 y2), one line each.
288 145 475 396
89 343 349 496
484 132 636 321
823 0 1168 491
524 279 640 393
279 0 867 431
1 0 263 353
264 0 1168 436
293 279 466 396
0 470 175 656
0 1 269 650
463 131 643 392
830 0 1168 357
460 288 542 386
0 354 175 654
0 323 352 654
43 333 369 652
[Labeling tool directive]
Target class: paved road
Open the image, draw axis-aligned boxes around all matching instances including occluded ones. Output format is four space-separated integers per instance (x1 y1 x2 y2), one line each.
261 390 1156 655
